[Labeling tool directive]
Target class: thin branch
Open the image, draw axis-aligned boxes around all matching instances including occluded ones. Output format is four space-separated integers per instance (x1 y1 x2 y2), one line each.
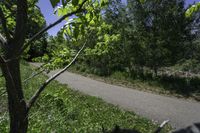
0 55 5 64
0 7 11 40
0 33 7 46
23 69 45 84
154 120 169 133
0 88 6 97
24 54 77 84
27 42 86 111
24 60 57 83
18 0 87 57
0 34 7 63
32 59 57 71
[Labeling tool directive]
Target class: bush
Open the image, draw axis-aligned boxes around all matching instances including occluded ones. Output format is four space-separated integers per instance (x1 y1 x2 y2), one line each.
176 59 200 73
110 71 129 80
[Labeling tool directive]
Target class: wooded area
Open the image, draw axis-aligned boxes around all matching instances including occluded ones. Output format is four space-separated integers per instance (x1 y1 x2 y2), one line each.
0 0 200 132
35 0 200 98
35 0 200 77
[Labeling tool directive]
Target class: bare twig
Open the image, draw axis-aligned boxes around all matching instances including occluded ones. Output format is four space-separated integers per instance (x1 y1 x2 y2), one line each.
0 55 5 64
154 120 169 133
24 60 57 83
23 69 45 84
0 32 7 49
18 0 87 57
0 89 6 96
27 42 86 111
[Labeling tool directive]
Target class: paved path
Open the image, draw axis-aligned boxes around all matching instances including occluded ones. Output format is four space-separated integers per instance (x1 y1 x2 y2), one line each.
31 63 200 129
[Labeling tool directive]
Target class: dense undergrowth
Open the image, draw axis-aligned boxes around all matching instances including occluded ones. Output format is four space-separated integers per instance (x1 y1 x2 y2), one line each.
0 61 171 132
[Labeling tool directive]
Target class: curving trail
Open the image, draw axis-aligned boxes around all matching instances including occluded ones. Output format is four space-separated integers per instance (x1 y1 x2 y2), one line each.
31 63 200 129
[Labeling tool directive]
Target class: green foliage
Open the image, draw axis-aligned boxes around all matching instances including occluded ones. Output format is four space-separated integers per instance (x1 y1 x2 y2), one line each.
65 0 196 77
186 2 200 17
37 0 110 72
33 32 76 70
0 63 171 133
53 0 109 39
0 0 48 60
65 0 200 100
84 22 121 56
43 47 75 70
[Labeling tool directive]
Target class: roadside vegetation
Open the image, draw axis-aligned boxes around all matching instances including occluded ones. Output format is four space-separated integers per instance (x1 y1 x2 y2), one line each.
0 62 171 133
69 65 200 101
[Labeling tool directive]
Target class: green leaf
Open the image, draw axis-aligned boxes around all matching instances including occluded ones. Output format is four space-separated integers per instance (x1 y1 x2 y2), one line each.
72 0 79 6
57 8 63 16
85 13 90 21
80 24 85 35
74 26 80 39
67 26 72 36
50 0 60 8
186 2 200 17
78 0 83 4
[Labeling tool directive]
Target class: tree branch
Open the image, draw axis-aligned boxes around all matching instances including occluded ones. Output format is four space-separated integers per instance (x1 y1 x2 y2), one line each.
27 42 86 112
23 60 57 83
0 34 7 64
0 7 11 40
23 69 45 84
0 33 7 46
154 120 169 133
19 0 88 56
0 55 6 64
14 0 28 51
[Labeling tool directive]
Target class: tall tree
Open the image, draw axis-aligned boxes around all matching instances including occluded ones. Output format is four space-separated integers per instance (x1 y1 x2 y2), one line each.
0 0 107 132
26 4 48 60
127 0 194 75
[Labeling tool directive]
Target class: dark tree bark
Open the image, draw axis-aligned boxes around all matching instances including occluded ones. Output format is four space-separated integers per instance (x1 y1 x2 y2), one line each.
0 0 28 132
1 59 28 133
0 0 88 132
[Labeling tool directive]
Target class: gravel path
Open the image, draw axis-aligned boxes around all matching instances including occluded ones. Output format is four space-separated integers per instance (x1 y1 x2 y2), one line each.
31 63 200 129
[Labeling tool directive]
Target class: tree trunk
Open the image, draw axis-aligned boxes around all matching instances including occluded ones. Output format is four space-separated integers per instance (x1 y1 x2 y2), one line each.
1 59 28 133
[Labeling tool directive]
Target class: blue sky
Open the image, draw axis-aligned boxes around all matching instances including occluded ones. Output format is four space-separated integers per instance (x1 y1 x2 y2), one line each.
37 0 200 36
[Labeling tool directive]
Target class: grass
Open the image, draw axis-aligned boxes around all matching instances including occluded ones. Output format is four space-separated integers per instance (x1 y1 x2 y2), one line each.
0 62 171 133
69 65 200 101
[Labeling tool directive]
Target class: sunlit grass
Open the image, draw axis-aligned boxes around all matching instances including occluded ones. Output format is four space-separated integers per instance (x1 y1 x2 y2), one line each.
0 62 171 132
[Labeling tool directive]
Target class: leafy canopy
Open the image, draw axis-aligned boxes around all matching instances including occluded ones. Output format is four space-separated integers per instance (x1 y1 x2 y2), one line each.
52 0 108 40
